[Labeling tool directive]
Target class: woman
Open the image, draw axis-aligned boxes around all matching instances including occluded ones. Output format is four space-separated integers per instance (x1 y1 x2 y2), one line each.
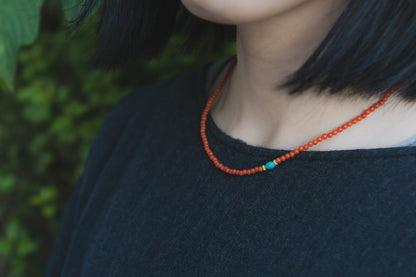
45 0 416 275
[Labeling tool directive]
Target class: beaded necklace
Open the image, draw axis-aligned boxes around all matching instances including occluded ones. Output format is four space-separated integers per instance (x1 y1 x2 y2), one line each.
200 57 394 176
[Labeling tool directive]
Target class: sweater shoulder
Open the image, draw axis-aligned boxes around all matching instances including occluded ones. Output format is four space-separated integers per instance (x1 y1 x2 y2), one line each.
83 64 208 173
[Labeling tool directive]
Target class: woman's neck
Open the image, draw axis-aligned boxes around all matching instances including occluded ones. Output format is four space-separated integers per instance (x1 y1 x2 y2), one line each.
207 58 416 151
205 0 416 151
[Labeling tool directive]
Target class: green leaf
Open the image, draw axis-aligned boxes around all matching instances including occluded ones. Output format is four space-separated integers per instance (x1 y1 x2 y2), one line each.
16 236 38 256
29 186 57 206
0 175 16 194
5 218 20 241
42 205 56 218
0 0 44 91
0 237 12 254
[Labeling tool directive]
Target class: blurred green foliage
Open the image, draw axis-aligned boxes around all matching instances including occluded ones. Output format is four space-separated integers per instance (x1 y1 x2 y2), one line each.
0 1 236 276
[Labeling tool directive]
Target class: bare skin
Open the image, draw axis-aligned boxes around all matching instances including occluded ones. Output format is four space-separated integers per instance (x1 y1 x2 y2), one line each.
182 0 416 151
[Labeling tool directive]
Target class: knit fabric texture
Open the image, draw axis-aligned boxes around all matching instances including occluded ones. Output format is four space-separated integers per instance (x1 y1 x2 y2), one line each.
44 56 416 276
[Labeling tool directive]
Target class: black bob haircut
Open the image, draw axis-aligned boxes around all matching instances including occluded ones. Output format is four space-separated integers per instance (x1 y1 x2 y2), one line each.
66 0 416 102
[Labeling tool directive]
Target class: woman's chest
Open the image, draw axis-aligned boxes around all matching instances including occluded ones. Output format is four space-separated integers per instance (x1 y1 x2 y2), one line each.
64 167 416 276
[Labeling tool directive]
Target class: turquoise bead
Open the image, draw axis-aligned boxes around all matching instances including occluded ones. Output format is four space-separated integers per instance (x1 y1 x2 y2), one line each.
265 161 276 170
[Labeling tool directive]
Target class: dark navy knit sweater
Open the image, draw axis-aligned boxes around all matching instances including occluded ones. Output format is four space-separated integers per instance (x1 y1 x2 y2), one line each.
44 56 416 276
